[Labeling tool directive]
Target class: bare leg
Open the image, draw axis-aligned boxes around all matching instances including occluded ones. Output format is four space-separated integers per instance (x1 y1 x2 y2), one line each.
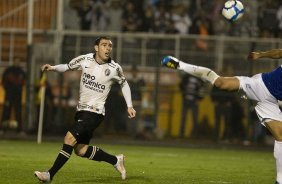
178 61 219 84
179 61 240 91
162 56 241 91
214 77 240 91
161 56 219 84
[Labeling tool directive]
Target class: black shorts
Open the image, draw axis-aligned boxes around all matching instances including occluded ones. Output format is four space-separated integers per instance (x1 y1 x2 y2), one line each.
69 111 104 145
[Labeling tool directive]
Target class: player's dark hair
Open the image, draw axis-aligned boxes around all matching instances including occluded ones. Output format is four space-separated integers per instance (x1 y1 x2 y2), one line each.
94 36 111 46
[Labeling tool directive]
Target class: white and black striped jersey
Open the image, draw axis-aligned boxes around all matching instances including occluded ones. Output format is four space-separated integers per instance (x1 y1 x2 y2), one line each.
66 53 128 115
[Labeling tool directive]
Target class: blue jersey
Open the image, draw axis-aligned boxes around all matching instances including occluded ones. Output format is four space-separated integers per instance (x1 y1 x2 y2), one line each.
261 66 282 100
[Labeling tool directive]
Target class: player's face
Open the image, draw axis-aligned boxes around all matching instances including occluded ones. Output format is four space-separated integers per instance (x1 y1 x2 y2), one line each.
95 39 113 62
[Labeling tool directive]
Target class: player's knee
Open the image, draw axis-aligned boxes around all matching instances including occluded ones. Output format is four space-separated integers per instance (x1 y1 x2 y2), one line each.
214 78 225 89
74 144 89 157
74 148 85 157
214 78 234 90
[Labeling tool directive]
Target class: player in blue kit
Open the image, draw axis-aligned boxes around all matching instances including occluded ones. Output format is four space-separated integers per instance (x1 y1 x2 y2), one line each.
161 49 282 184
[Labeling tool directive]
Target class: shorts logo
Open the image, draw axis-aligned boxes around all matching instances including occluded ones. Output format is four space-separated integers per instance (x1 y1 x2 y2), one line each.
105 69 110 76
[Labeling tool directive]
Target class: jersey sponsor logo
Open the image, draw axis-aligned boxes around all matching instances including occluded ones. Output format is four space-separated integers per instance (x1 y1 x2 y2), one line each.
105 69 110 76
69 57 85 67
82 72 106 92
83 73 96 80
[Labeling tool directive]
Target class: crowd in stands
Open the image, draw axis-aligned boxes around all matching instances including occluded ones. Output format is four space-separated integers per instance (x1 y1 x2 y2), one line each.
64 0 282 38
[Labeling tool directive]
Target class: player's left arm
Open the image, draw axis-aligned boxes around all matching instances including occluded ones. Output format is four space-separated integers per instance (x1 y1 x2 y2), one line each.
121 81 136 118
116 65 136 118
248 49 282 60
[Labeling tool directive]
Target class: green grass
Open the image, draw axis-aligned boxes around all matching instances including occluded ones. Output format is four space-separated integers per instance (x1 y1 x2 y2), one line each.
0 140 275 184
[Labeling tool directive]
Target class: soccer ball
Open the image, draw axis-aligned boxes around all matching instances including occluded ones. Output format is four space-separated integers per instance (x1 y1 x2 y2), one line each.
222 0 244 22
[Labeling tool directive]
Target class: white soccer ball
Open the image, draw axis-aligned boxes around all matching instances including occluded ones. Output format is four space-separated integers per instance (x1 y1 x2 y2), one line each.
222 0 244 22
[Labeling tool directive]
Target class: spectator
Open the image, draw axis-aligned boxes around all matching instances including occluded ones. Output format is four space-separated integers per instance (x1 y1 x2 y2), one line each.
257 0 279 37
179 73 204 138
153 4 172 33
190 11 214 51
171 4 192 34
63 0 80 30
209 0 231 36
141 5 155 32
77 0 92 30
121 1 142 32
210 87 233 142
1 57 26 134
90 0 108 31
105 0 123 32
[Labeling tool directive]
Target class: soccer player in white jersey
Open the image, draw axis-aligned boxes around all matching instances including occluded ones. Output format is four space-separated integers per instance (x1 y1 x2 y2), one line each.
34 36 136 183
161 49 282 184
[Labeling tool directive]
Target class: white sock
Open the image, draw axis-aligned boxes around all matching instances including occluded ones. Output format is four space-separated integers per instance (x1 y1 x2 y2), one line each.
274 141 282 183
178 61 219 84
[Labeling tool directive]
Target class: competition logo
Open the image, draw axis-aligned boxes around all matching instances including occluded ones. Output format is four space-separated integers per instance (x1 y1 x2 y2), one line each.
116 67 126 85
105 69 110 76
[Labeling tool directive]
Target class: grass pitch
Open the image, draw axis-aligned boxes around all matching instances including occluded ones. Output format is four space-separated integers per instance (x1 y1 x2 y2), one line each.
0 140 275 184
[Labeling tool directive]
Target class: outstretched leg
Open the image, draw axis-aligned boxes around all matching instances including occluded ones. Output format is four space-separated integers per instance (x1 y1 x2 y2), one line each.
161 56 219 84
161 56 240 91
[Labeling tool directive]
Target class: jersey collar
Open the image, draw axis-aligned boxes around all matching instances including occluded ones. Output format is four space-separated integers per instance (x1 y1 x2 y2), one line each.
93 53 111 65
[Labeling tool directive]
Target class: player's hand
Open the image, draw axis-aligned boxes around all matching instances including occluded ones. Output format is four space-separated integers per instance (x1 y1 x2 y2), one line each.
41 64 53 71
247 52 261 60
127 107 136 118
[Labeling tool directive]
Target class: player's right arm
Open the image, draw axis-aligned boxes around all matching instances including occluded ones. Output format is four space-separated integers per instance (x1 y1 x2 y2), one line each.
41 64 69 72
248 49 282 60
41 55 85 72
